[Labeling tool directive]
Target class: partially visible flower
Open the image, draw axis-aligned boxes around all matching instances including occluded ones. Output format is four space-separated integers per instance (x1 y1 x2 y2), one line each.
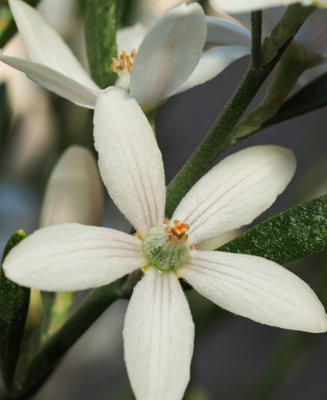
206 7 327 84
0 36 57 176
3 87 327 400
209 0 327 13
39 145 103 228
0 0 250 111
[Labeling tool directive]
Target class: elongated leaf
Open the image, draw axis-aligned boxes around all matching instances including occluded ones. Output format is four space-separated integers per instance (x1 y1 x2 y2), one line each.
0 1 40 48
85 0 117 88
0 230 30 392
263 73 327 128
0 83 10 147
219 195 327 264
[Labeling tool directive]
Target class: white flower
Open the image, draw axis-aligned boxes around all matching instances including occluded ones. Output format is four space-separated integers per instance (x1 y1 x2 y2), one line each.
209 0 327 13
3 87 327 399
0 0 250 111
39 145 104 228
207 6 327 84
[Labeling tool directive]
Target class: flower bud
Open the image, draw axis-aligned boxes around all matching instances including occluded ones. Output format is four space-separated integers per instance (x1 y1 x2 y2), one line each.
39 145 103 227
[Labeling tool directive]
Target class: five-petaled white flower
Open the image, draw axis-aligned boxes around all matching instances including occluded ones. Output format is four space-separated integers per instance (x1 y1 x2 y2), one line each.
209 0 327 13
0 0 250 111
3 87 327 400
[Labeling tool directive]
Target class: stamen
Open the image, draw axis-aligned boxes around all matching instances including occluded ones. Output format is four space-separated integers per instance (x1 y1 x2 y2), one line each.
166 219 190 244
110 49 136 74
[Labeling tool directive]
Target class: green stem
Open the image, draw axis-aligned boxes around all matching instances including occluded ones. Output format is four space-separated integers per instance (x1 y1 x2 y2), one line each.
165 42 289 217
251 11 262 70
14 279 130 400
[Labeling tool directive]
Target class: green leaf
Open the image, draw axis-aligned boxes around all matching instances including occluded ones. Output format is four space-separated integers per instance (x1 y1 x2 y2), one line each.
219 195 327 264
0 83 10 147
0 0 40 48
85 0 117 88
263 72 327 128
0 230 30 392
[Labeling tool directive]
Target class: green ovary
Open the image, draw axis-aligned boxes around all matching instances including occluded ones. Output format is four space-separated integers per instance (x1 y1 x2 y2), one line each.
142 225 190 272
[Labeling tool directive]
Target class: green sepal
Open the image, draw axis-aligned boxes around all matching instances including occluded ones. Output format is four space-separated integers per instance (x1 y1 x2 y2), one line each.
0 230 30 392
0 0 40 48
219 195 327 264
85 0 117 88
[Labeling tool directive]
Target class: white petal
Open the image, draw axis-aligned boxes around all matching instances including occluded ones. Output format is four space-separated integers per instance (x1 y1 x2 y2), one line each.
180 250 327 333
3 224 144 291
39 146 103 227
172 146 296 244
0 52 98 108
9 0 98 90
171 46 250 96
123 269 194 400
94 87 166 238
206 16 251 47
130 3 206 108
209 0 313 13
116 24 147 54
196 229 240 251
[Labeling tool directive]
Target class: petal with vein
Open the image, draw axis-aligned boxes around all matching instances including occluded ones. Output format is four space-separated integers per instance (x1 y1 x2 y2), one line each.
123 269 194 400
9 0 98 90
170 46 250 96
0 52 98 108
3 224 144 291
206 16 251 47
94 87 166 238
130 3 206 108
180 250 327 332
209 0 313 13
172 146 296 244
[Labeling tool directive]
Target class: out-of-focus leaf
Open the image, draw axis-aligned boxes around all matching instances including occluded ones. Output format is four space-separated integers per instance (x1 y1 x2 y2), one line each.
0 230 30 392
219 195 327 264
263 73 327 127
0 0 40 48
46 291 73 338
0 82 10 146
85 0 117 88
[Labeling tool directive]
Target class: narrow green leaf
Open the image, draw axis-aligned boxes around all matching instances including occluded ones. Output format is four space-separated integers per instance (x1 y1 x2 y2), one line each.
85 0 117 88
0 230 30 392
263 73 327 128
0 1 40 48
219 195 327 264
0 83 10 147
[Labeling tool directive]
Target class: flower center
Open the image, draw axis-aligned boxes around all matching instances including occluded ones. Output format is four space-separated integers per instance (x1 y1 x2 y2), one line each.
142 220 190 272
111 49 136 91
